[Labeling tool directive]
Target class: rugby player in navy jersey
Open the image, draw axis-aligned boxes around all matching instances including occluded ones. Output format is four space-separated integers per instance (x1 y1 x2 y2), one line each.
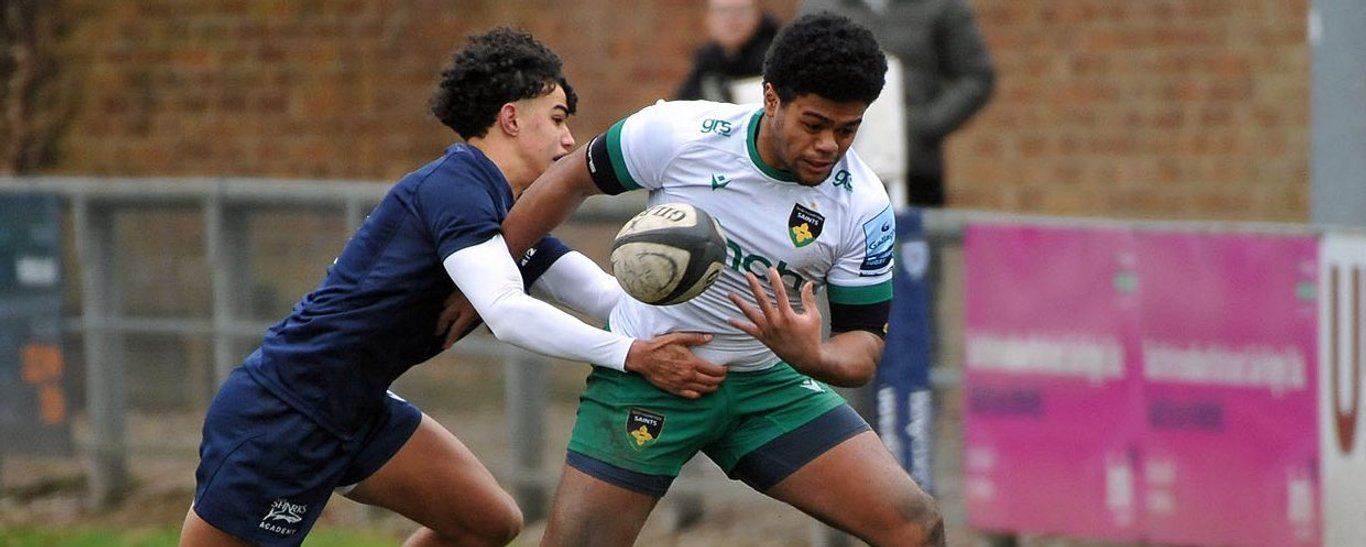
178 28 724 547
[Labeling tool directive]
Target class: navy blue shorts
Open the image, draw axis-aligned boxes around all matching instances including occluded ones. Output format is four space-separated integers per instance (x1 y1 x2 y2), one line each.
191 367 422 546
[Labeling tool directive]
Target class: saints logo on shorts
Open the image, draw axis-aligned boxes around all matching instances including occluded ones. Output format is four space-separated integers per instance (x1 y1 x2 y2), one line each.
626 408 665 449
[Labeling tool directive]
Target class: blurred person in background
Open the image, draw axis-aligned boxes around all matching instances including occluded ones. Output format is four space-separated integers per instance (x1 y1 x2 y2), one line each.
800 0 995 207
178 27 723 547
674 0 781 102
500 13 943 547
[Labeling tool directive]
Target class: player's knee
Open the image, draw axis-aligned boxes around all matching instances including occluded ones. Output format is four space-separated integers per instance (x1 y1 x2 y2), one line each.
856 487 943 547
468 497 523 545
489 504 525 545
896 491 945 547
917 503 946 547
426 496 522 546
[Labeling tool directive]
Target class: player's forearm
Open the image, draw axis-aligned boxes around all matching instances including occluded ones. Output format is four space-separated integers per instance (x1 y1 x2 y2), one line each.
801 331 884 388
446 236 632 370
479 287 632 370
503 146 600 257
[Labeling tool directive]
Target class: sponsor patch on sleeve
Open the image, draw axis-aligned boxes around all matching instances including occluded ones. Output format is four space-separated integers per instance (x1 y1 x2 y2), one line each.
859 206 895 276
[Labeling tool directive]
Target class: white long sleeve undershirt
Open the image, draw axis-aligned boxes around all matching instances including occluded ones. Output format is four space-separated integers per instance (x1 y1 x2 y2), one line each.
529 250 624 324
443 235 631 371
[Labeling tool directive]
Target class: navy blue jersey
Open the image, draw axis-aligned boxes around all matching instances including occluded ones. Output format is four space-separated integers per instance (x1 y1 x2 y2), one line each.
245 144 568 439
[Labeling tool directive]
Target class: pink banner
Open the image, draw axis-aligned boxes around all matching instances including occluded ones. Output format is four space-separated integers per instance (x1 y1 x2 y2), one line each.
963 224 1143 539
1137 232 1319 546
964 224 1320 546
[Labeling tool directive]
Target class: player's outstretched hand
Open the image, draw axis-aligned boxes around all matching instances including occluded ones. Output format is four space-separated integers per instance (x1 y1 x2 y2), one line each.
435 289 484 349
625 332 726 399
727 267 824 371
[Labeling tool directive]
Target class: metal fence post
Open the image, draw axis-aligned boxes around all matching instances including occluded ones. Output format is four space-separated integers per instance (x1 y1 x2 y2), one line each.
73 197 127 507
503 345 548 522
205 194 251 393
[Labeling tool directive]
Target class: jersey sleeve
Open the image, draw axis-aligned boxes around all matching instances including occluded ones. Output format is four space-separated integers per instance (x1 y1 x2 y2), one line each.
413 173 505 261
826 203 895 336
827 203 896 306
587 101 689 194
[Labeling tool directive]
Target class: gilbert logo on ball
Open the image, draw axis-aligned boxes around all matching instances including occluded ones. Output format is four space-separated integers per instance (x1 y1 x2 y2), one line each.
610 203 727 305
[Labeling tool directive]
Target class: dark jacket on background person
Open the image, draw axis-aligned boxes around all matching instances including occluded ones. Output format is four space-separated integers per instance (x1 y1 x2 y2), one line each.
674 14 781 102
801 0 995 206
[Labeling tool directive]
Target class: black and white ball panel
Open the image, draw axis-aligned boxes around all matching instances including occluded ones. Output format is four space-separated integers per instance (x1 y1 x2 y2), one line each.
610 203 727 306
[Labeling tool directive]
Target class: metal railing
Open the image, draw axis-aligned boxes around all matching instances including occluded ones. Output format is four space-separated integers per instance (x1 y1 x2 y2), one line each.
0 176 657 509
11 175 1343 544
1 176 970 541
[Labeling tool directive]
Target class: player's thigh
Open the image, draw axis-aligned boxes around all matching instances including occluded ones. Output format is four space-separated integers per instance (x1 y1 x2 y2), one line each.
541 465 658 547
190 369 345 545
765 430 941 546
344 413 521 540
543 367 711 547
180 506 255 547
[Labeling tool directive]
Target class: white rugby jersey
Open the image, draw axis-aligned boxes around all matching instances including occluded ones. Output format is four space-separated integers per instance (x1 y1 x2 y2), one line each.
595 100 896 372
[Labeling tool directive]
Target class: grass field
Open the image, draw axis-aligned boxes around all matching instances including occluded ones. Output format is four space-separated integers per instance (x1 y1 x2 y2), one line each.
1 526 179 547
0 526 400 547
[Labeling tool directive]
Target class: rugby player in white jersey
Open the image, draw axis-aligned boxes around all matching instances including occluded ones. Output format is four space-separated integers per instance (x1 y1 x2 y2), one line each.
498 12 944 547
178 28 723 547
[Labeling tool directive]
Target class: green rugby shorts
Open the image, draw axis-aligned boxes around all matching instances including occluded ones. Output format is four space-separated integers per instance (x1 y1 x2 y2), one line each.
565 362 870 496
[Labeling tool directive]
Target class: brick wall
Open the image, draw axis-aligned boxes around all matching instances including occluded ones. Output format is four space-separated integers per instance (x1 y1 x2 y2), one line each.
51 0 794 181
954 0 1309 220
48 0 1306 221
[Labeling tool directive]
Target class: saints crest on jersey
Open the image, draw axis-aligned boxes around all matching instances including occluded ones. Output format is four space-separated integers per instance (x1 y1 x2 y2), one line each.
788 203 825 248
626 407 665 449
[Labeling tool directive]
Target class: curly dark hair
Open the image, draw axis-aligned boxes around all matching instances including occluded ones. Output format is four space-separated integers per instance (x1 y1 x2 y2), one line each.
430 27 578 140
762 12 886 105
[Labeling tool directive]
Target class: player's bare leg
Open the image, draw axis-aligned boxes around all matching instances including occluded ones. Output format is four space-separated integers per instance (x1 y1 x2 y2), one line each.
765 430 944 547
179 506 254 547
345 413 523 547
539 465 659 547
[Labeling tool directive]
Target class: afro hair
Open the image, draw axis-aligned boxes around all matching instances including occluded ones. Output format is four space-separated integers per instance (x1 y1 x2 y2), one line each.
762 12 886 105
430 27 578 140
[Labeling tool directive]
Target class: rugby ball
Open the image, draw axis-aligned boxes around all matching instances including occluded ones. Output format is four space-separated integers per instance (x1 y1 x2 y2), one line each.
610 203 728 305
